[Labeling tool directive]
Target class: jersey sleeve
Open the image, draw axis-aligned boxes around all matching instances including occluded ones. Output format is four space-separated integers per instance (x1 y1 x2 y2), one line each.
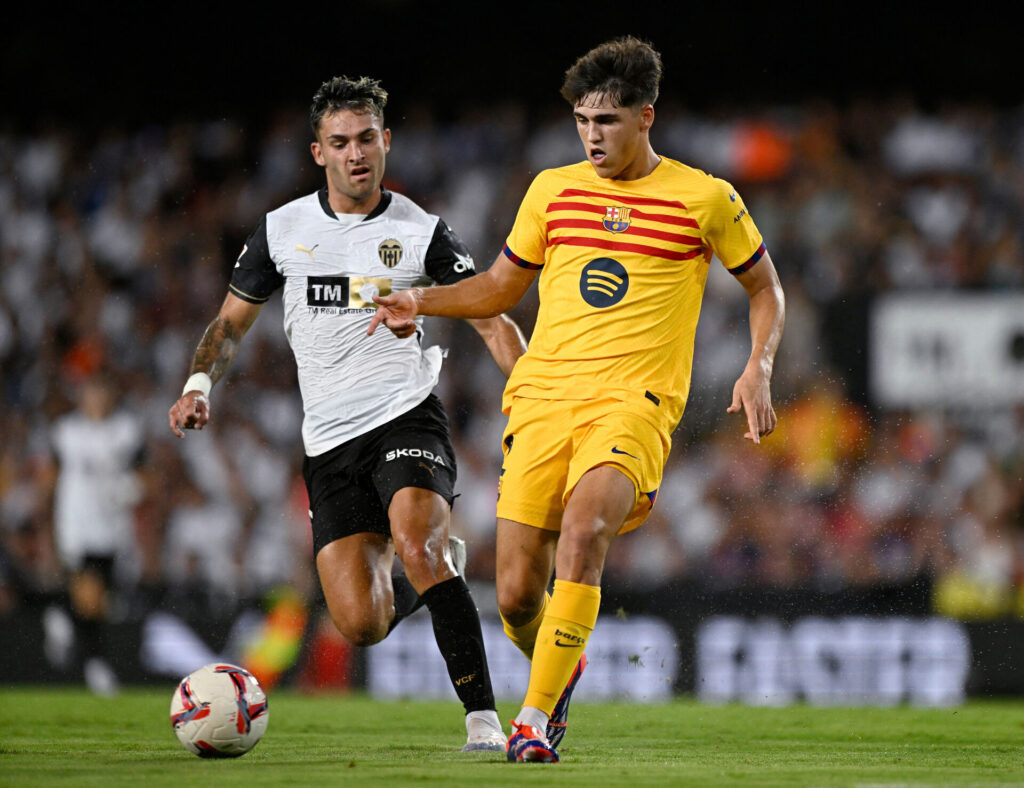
703 177 767 276
424 218 477 285
228 216 283 303
502 172 550 270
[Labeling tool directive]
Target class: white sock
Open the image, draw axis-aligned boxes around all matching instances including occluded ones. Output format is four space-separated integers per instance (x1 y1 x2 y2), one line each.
466 709 501 733
514 705 549 734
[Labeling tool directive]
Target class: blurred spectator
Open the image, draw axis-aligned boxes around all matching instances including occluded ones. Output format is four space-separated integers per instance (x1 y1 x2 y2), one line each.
47 372 145 694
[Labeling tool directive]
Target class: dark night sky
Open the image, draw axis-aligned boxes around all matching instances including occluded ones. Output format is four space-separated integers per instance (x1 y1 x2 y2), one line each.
3 3 1019 130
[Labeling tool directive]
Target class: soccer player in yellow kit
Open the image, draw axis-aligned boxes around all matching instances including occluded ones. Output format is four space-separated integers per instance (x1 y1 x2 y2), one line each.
370 36 785 762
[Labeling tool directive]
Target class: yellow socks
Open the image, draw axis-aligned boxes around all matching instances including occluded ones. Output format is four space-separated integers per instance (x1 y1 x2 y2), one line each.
522 579 600 715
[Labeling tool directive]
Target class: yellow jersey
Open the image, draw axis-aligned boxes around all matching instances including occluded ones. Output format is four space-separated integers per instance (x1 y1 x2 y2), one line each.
503 157 765 432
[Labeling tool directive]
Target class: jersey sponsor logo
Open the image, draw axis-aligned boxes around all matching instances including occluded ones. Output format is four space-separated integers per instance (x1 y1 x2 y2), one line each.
611 446 638 459
384 448 448 467
733 207 748 223
579 257 629 308
296 243 319 259
306 276 392 311
603 205 632 233
307 276 349 306
553 628 585 648
349 277 392 308
378 239 403 268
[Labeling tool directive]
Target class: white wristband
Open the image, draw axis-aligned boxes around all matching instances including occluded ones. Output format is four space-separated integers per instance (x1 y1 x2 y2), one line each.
182 372 212 398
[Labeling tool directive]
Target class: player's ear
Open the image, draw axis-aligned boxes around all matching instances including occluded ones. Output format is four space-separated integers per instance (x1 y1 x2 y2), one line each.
311 141 326 167
638 104 655 132
382 128 391 153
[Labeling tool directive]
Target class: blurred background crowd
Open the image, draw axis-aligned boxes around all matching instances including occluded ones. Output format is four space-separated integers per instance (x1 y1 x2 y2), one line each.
1 93 1022 647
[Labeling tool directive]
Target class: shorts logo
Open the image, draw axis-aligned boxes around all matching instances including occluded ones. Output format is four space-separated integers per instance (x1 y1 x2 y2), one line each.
603 205 632 233
385 448 448 467
378 239 403 268
580 257 629 308
611 446 638 459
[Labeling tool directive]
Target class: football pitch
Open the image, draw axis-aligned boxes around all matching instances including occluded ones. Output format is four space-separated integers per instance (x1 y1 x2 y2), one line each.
1 688 1022 786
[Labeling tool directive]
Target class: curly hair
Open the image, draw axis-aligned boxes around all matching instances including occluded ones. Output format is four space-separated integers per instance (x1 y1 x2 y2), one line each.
309 76 388 135
560 36 662 109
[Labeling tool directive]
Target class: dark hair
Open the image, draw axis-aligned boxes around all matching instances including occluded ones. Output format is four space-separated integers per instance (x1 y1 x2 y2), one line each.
560 36 662 109
310 76 388 135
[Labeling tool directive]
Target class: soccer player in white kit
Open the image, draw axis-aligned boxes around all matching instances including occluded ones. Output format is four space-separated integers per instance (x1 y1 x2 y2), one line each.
52 373 144 695
168 76 526 751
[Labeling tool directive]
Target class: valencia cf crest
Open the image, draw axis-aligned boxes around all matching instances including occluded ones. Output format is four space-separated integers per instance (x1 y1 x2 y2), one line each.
603 206 632 233
378 239 403 268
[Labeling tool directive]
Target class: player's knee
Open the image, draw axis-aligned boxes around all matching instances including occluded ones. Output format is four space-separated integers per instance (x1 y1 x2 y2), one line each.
326 606 390 647
333 616 388 647
496 584 544 626
394 539 447 582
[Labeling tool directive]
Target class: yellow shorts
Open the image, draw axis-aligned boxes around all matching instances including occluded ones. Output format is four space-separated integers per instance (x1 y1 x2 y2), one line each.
495 395 671 534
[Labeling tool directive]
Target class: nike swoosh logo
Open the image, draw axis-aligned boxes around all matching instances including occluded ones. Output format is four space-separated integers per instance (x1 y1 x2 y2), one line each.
554 640 582 648
729 191 737 202
611 446 638 459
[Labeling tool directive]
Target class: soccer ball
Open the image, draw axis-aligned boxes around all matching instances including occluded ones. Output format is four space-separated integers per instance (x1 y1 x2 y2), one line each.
170 663 269 758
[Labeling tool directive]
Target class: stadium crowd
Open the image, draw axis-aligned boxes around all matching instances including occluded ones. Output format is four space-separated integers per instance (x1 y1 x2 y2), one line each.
1 96 1022 628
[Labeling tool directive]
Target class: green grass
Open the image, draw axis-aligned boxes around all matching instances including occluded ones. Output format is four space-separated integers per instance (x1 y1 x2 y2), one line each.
1 688 1023 786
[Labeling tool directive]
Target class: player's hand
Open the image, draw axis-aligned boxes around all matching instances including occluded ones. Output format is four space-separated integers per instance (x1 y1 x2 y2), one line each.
727 366 776 445
368 288 421 337
168 392 211 438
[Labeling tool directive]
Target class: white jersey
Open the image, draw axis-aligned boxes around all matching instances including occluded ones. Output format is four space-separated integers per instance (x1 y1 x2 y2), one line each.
51 410 143 568
229 188 477 456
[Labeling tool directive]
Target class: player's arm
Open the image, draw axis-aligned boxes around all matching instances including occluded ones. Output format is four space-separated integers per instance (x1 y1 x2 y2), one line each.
369 251 537 335
168 293 263 437
727 251 785 444
467 313 528 378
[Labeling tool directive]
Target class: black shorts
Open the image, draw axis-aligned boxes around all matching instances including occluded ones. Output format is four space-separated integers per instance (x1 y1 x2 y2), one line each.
302 394 457 555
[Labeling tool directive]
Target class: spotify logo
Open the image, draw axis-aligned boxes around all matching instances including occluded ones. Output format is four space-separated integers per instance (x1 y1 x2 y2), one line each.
579 258 629 308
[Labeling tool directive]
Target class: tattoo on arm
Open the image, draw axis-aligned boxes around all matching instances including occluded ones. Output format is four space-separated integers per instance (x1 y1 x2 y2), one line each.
190 317 243 384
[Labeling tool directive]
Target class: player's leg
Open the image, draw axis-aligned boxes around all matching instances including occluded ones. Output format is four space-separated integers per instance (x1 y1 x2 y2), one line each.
493 396 569 661
375 395 504 751
316 532 396 646
507 399 668 761
509 466 634 758
388 486 460 591
69 556 120 696
304 434 401 646
388 486 504 751
495 517 557 659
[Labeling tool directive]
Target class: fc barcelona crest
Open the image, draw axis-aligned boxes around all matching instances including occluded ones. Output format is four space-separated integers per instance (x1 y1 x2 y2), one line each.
603 206 632 233
378 239 403 268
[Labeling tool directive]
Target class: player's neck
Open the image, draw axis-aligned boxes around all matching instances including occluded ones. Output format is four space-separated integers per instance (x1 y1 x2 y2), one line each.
326 183 383 216
609 145 661 181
